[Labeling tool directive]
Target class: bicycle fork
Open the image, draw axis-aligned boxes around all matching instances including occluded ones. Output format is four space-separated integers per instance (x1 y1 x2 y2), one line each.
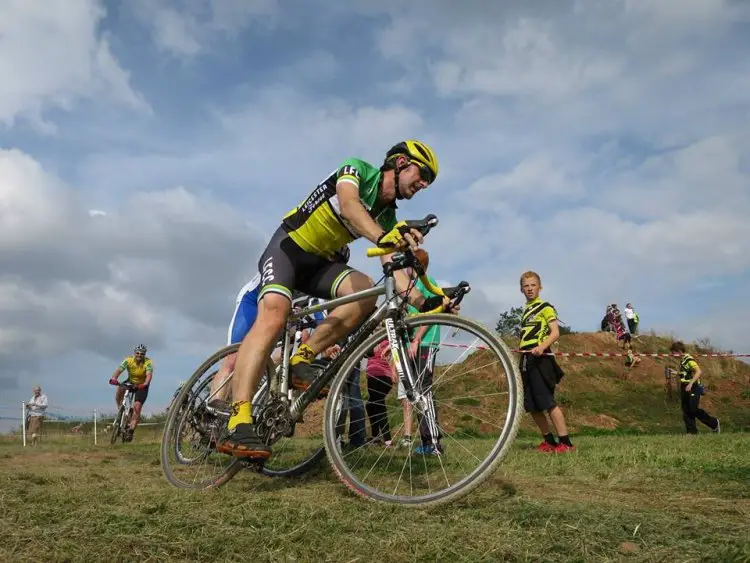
383 275 422 406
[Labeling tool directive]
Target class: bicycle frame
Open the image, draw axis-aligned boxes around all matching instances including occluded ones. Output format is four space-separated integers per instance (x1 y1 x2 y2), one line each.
275 265 422 422
120 389 135 426
202 252 451 424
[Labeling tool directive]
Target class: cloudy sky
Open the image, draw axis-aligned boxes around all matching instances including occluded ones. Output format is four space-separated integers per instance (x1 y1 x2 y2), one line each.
1 0 749 423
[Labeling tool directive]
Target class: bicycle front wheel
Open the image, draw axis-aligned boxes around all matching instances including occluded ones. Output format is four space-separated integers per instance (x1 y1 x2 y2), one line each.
323 314 523 507
110 406 124 444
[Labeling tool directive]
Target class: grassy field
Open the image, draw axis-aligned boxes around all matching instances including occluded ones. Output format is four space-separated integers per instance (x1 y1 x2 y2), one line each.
2 433 749 563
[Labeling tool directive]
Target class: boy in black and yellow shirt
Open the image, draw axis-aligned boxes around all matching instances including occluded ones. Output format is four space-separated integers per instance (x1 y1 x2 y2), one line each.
519 271 574 453
670 341 720 434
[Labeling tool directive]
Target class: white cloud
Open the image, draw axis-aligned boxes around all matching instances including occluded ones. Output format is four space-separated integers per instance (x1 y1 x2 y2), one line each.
214 87 425 162
77 87 428 229
0 0 148 132
0 279 162 361
0 148 265 390
132 0 278 58
149 7 203 57
467 153 586 208
431 18 624 100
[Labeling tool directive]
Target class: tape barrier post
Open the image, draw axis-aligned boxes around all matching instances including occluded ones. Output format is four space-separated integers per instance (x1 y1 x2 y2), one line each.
21 402 26 447
94 409 98 446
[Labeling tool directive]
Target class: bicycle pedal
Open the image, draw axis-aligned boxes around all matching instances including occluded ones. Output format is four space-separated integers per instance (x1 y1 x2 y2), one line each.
240 459 266 472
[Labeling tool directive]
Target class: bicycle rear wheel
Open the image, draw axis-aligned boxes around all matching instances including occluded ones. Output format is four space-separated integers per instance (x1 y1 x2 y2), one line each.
323 314 523 507
161 344 245 489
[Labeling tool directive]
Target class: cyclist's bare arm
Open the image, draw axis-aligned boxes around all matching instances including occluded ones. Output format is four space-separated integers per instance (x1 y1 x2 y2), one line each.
337 181 388 244
111 366 124 381
143 370 153 387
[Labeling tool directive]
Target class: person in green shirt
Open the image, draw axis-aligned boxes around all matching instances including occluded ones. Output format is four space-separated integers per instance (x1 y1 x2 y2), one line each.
398 248 443 455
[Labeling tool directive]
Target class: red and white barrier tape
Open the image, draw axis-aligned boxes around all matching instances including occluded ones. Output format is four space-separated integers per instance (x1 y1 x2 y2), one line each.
529 351 750 358
437 343 750 358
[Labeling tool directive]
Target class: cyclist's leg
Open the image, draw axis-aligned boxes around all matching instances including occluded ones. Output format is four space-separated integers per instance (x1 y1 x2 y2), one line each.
293 265 376 364
218 227 297 458
115 385 125 408
130 386 149 430
211 288 259 404
287 264 375 391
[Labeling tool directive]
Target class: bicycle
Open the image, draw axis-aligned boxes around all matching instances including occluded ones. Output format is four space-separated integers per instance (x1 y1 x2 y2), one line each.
161 215 523 507
110 382 138 444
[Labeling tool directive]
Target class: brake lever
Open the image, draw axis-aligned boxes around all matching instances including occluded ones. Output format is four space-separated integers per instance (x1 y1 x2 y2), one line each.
403 214 439 237
444 281 471 308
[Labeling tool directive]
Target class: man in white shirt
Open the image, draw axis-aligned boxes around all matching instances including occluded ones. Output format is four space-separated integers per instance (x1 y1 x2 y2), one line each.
25 386 48 446
624 303 639 335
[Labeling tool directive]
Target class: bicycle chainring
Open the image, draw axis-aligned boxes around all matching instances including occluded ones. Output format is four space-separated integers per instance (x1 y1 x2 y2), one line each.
254 396 295 445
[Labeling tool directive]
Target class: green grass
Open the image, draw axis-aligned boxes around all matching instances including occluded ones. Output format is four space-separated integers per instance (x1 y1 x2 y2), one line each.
2 434 749 562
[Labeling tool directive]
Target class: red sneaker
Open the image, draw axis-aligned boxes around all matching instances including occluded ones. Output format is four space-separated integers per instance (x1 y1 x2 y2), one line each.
554 443 576 453
537 441 557 453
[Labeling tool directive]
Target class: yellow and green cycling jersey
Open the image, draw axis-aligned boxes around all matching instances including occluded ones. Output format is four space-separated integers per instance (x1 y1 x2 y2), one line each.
678 354 700 385
282 158 397 259
519 298 558 351
119 356 153 385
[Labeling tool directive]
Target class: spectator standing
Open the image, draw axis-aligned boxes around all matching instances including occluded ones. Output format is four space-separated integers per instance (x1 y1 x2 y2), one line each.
519 271 574 453
624 303 639 335
25 386 48 446
670 341 720 434
365 339 394 446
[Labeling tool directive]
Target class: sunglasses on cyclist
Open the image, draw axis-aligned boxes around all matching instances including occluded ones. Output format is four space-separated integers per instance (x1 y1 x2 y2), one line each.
410 160 435 184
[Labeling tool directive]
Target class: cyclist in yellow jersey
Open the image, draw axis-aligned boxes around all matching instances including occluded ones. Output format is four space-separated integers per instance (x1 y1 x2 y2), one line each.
109 344 153 440
217 140 455 459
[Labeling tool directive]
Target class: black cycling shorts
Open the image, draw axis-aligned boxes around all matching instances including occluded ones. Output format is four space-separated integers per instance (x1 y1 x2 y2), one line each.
520 355 564 413
257 226 355 302
127 383 149 405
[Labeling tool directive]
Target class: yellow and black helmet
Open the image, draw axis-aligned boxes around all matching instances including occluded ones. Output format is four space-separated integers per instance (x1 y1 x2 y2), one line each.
385 140 439 183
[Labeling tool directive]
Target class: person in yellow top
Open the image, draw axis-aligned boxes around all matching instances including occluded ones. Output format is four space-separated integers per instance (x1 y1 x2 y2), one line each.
518 271 573 453
670 341 720 434
109 344 153 441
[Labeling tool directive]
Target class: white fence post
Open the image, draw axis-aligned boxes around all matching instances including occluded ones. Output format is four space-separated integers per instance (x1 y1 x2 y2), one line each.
93 409 98 446
21 402 27 447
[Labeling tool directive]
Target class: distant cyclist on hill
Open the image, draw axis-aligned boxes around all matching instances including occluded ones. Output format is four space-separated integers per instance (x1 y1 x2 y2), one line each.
109 344 152 442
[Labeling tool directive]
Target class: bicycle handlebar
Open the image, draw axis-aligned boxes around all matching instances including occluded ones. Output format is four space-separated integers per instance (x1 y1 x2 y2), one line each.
111 381 138 391
365 214 439 258
418 280 471 314
363 214 471 314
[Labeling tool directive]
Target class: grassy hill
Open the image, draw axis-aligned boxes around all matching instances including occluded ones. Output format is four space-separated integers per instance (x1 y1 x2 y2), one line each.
536 332 750 434
429 331 750 438
7 331 748 445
